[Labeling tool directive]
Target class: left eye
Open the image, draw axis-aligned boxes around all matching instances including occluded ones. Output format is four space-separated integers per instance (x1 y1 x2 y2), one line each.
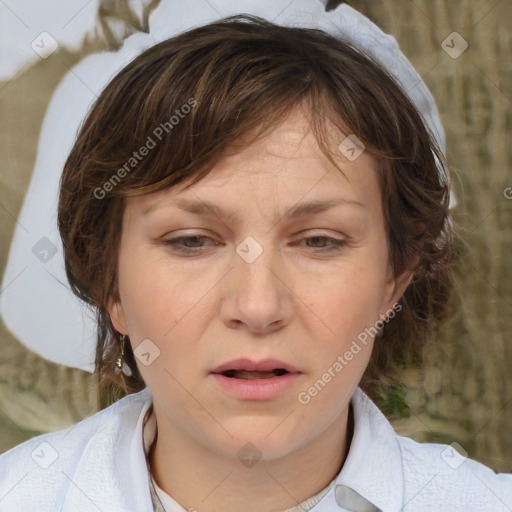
162 235 345 255
298 235 346 251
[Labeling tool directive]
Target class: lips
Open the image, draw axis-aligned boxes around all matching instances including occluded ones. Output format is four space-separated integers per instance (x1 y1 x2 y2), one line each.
211 358 300 380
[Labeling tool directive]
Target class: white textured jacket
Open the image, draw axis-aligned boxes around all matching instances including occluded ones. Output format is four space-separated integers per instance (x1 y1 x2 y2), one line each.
0 386 511 512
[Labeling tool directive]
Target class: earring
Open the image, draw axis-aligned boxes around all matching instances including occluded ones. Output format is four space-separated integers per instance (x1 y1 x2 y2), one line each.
115 334 132 376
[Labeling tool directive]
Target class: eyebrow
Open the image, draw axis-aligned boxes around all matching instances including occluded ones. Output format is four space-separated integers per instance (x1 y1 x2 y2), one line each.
143 197 365 225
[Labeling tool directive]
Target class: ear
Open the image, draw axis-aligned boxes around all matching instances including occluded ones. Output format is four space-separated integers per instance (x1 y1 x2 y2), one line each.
107 296 129 335
380 256 418 315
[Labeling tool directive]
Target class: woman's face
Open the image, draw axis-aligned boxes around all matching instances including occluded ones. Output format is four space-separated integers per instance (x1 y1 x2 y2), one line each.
109 108 410 461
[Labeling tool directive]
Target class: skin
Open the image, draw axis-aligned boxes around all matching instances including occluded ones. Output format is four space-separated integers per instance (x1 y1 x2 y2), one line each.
109 107 413 512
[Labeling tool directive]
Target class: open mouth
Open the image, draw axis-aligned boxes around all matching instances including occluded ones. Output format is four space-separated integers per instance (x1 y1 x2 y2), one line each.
220 369 289 380
212 363 300 399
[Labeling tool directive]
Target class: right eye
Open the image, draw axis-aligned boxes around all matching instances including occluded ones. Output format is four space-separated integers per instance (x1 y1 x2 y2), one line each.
162 235 218 255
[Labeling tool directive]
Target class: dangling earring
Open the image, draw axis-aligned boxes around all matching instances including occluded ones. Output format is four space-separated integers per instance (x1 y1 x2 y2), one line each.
115 334 132 376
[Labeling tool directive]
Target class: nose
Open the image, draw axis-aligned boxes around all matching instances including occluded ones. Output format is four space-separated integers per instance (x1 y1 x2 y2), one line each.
221 237 293 335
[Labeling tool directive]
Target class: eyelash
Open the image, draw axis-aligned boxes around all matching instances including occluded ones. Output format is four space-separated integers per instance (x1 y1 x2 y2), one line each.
161 235 346 255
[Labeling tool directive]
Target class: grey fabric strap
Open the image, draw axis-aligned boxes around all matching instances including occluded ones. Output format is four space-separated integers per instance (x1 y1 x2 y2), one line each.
149 476 167 512
142 404 166 512
335 485 383 512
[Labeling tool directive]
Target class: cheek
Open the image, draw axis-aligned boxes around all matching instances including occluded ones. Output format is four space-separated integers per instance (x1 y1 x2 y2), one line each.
303 260 387 338
117 246 186 337
117 248 216 380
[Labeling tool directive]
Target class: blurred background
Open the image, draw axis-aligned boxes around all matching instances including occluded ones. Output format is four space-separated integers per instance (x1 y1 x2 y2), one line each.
0 0 511 472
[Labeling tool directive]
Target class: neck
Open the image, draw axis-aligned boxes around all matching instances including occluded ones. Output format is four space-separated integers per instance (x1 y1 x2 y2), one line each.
149 404 354 512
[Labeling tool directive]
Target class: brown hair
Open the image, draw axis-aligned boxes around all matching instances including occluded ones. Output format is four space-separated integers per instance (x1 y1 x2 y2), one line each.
58 14 457 408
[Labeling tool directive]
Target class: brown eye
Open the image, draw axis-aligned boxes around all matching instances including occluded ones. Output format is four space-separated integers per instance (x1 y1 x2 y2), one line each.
301 236 346 252
162 235 216 254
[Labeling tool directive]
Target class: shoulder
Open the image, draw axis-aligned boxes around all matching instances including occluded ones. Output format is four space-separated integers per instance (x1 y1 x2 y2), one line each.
0 387 153 511
0 387 151 464
396 431 512 510
347 388 512 511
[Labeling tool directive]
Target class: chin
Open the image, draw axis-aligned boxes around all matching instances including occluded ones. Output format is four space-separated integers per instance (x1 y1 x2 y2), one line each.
207 423 309 462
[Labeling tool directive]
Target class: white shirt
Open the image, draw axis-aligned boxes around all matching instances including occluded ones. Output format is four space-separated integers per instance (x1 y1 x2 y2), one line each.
0 386 511 511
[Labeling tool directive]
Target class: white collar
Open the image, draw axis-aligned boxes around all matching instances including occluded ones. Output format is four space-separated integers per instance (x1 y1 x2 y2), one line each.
330 387 404 511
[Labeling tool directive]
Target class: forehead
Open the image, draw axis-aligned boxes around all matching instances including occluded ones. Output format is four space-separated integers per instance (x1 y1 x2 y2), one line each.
129 108 380 216
224 107 355 163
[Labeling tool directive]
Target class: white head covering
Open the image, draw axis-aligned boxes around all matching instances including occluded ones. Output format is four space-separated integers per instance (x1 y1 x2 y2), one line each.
0 0 451 372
